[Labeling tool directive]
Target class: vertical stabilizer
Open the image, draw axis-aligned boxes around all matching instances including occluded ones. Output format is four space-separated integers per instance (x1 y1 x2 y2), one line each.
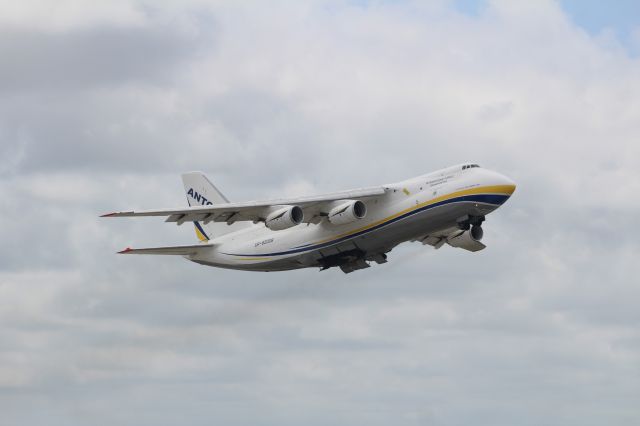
181 172 249 240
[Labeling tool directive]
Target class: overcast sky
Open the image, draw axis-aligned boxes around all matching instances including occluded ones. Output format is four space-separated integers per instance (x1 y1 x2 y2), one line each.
1 1 639 425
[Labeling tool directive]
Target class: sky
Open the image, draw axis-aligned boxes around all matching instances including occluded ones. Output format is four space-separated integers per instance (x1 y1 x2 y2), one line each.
0 0 639 425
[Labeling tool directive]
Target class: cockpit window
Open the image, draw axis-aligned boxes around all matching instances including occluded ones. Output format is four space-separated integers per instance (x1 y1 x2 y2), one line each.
463 164 480 170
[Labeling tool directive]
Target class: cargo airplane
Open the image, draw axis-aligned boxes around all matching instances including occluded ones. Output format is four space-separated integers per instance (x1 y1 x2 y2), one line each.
102 164 516 273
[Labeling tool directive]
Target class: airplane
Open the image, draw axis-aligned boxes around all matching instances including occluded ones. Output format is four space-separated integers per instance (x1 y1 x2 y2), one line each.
101 163 516 273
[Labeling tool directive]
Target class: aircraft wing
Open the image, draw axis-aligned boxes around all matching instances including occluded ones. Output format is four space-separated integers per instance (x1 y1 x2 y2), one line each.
118 243 215 255
102 186 387 225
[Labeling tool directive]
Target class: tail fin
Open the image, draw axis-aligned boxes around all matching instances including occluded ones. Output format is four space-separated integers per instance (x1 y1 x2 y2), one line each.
181 172 249 240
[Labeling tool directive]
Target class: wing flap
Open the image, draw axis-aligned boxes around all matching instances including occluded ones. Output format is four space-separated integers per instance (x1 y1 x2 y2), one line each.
165 213 185 223
118 243 215 255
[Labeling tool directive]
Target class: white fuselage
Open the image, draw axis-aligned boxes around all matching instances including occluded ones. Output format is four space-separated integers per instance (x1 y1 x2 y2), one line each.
188 166 516 271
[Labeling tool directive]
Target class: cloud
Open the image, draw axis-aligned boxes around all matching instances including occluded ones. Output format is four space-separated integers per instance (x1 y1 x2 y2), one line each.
0 0 639 425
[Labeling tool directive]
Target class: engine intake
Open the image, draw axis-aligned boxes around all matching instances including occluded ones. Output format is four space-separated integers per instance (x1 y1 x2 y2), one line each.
447 226 485 252
327 200 367 225
265 205 303 231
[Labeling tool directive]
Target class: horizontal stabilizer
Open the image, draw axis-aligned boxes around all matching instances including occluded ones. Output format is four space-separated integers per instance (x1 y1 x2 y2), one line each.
118 243 214 256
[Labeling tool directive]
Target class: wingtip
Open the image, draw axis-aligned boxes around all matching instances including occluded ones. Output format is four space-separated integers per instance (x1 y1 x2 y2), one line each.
100 212 117 217
118 247 133 254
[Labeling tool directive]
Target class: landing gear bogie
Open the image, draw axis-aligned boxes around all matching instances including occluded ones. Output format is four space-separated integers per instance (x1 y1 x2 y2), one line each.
457 214 485 230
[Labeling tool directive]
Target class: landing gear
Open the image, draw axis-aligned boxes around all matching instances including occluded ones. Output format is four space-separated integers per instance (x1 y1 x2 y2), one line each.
318 249 389 273
339 258 370 274
457 215 485 230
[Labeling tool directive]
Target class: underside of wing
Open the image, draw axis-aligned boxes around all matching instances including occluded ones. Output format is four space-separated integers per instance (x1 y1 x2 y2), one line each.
102 186 387 227
118 243 215 255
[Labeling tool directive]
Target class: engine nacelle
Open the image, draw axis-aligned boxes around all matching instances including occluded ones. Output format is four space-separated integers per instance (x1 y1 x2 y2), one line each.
447 226 485 252
327 200 367 225
265 205 304 231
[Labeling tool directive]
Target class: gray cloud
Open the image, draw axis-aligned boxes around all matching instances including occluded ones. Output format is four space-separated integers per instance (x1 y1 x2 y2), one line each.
0 27 204 92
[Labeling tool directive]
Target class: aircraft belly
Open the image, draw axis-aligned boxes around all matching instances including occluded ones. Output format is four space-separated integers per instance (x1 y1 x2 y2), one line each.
341 200 488 253
192 257 306 272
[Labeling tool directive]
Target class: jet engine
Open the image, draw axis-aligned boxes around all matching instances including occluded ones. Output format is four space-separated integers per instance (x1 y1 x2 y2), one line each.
446 226 485 252
265 205 304 231
327 200 367 225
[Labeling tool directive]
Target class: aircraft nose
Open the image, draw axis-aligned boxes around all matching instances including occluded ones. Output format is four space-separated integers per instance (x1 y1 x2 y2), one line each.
479 168 516 199
498 173 516 195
